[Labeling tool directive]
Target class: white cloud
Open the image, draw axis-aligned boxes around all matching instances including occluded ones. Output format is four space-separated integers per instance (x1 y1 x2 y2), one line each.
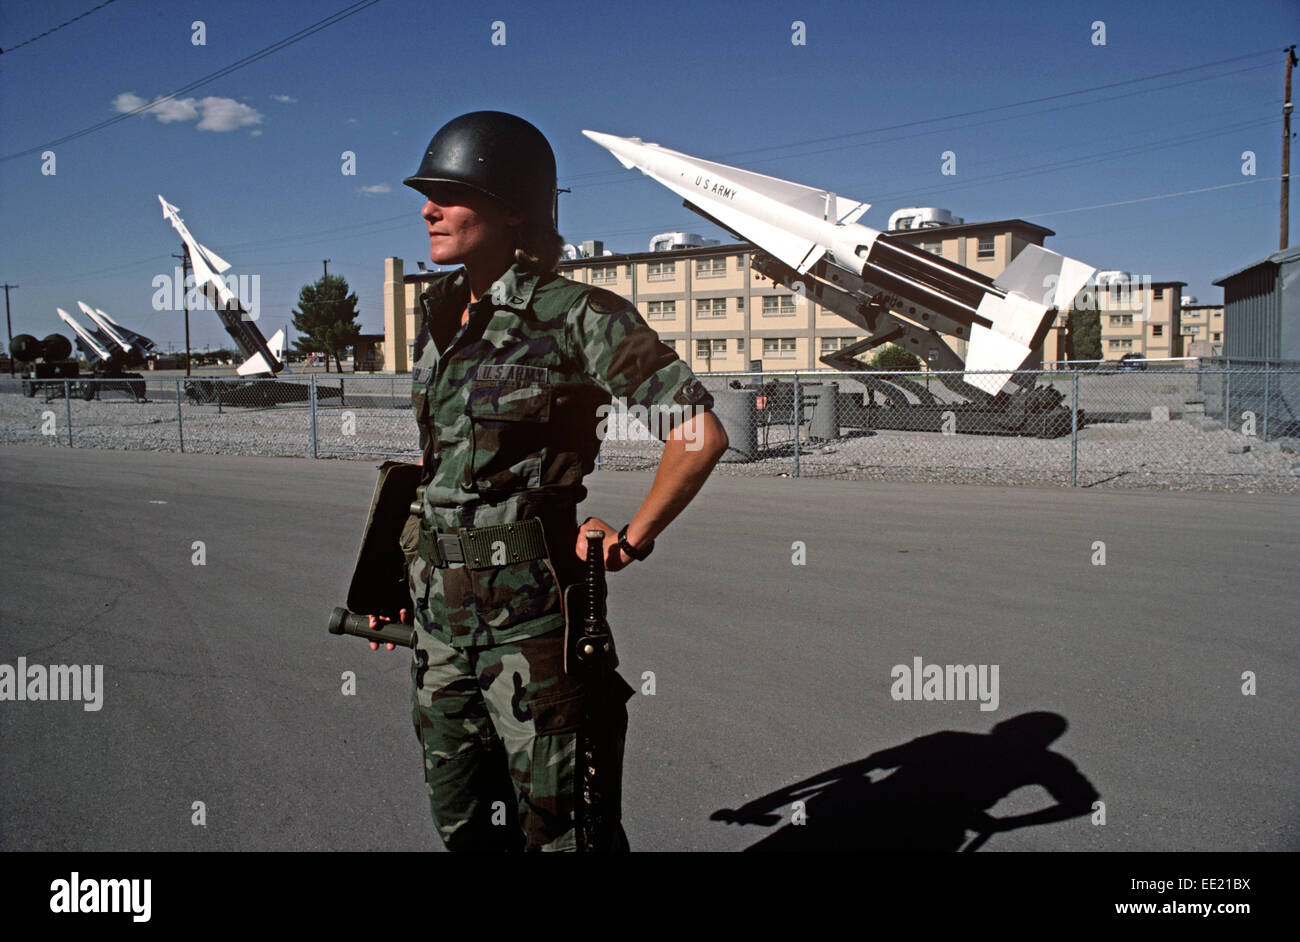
271 94 297 103
345 117 359 125
358 184 391 195
151 98 201 123
250 129 263 137
195 97 263 132
113 92 263 132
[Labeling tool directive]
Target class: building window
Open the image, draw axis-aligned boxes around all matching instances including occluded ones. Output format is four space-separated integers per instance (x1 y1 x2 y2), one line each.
1108 339 1134 351
625 265 633 277
762 295 797 316
1212 332 1222 341
922 241 942 256
1152 324 1163 337
1212 311 1222 318
1153 287 1164 300
737 338 745 352
977 236 995 260
647 261 675 281
1109 314 1134 327
820 336 858 354
646 300 676 320
736 296 744 312
591 266 617 285
1181 325 1200 336
762 338 797 358
696 298 727 318
696 338 727 359
696 257 726 278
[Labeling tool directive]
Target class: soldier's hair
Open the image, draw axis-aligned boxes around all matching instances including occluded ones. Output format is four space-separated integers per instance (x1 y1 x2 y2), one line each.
513 221 564 273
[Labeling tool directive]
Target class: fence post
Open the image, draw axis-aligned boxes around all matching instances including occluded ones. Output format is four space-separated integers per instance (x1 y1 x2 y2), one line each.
1262 361 1270 442
217 379 222 415
175 378 184 453
1070 371 1079 486
1224 359 1231 430
792 371 801 478
310 373 319 458
65 381 73 446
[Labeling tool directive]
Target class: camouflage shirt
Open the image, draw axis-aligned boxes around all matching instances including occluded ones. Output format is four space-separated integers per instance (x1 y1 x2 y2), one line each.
408 262 714 649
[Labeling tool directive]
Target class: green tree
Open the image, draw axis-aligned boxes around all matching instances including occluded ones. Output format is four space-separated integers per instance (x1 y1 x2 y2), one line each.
291 273 362 372
870 343 920 370
1065 297 1102 364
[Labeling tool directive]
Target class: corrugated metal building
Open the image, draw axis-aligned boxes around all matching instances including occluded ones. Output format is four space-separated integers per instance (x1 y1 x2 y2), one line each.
1205 245 1300 442
1213 245 1300 361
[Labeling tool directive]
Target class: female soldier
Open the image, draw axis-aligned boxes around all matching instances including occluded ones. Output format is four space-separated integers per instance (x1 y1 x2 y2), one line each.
372 111 728 852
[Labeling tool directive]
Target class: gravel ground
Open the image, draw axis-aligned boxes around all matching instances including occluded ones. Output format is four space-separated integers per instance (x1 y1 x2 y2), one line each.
2 385 1296 493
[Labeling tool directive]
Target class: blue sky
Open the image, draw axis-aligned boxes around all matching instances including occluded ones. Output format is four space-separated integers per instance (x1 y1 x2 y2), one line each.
0 0 1296 352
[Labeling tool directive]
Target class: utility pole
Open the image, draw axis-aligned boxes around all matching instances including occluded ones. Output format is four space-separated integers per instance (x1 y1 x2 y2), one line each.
1282 45 1297 250
2 283 16 376
322 259 330 278
173 245 193 376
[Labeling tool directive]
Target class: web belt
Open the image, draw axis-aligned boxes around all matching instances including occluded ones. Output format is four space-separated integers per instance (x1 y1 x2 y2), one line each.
417 518 549 570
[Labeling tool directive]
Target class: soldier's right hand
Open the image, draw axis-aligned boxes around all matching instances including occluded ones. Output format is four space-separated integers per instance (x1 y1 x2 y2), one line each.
367 608 412 651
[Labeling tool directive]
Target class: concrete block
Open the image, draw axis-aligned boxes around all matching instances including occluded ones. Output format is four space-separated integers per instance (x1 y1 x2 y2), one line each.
1227 442 1251 455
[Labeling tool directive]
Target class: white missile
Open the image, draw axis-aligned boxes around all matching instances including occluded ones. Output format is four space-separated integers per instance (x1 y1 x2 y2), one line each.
77 301 131 353
156 194 284 375
158 194 237 307
582 130 1095 394
56 307 111 362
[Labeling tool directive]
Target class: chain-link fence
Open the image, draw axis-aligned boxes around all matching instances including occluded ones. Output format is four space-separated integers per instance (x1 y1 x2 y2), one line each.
2 366 1297 490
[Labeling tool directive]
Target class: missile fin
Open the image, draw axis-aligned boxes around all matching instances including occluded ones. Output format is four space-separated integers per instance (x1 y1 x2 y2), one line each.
237 352 272 376
833 196 871 225
994 243 1095 310
689 196 827 273
964 323 1027 395
265 328 285 360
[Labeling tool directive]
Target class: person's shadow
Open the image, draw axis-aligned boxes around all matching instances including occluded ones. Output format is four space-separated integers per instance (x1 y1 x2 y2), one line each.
711 712 1099 851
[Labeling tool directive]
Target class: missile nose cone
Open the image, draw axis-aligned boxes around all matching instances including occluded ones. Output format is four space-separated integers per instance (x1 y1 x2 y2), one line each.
582 130 645 170
581 129 624 148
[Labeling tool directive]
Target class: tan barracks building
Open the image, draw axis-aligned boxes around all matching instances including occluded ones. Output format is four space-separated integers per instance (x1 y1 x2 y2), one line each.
379 219 1200 373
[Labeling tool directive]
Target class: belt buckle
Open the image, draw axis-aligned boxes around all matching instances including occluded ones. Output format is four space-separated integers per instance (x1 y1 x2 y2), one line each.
418 520 445 567
436 532 464 566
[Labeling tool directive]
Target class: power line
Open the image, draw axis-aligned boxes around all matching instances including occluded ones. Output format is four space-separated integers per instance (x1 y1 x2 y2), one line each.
1021 177 1281 219
563 51 1279 187
862 114 1277 205
0 0 119 55
0 0 384 162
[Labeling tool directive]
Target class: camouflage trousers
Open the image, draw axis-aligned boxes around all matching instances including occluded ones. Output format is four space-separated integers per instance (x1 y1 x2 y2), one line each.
411 626 631 852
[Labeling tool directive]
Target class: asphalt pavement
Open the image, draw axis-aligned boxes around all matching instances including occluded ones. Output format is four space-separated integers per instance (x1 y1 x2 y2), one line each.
0 444 1295 851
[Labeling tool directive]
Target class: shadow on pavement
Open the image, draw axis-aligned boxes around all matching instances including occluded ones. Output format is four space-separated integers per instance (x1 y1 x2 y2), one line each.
711 711 1099 851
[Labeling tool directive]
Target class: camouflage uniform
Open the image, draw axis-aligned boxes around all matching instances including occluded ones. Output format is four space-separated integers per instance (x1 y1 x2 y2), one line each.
408 261 714 851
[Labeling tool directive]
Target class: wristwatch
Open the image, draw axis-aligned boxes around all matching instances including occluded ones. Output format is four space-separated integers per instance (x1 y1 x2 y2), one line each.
617 524 654 562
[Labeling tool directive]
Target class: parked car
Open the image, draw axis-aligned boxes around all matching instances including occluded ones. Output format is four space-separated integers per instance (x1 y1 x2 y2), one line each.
1116 352 1147 371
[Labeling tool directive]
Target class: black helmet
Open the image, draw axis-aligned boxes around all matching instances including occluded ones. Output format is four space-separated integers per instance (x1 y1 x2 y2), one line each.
403 111 557 227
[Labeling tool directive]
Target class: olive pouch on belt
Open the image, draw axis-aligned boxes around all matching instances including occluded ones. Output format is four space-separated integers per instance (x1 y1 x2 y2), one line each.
343 460 422 621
